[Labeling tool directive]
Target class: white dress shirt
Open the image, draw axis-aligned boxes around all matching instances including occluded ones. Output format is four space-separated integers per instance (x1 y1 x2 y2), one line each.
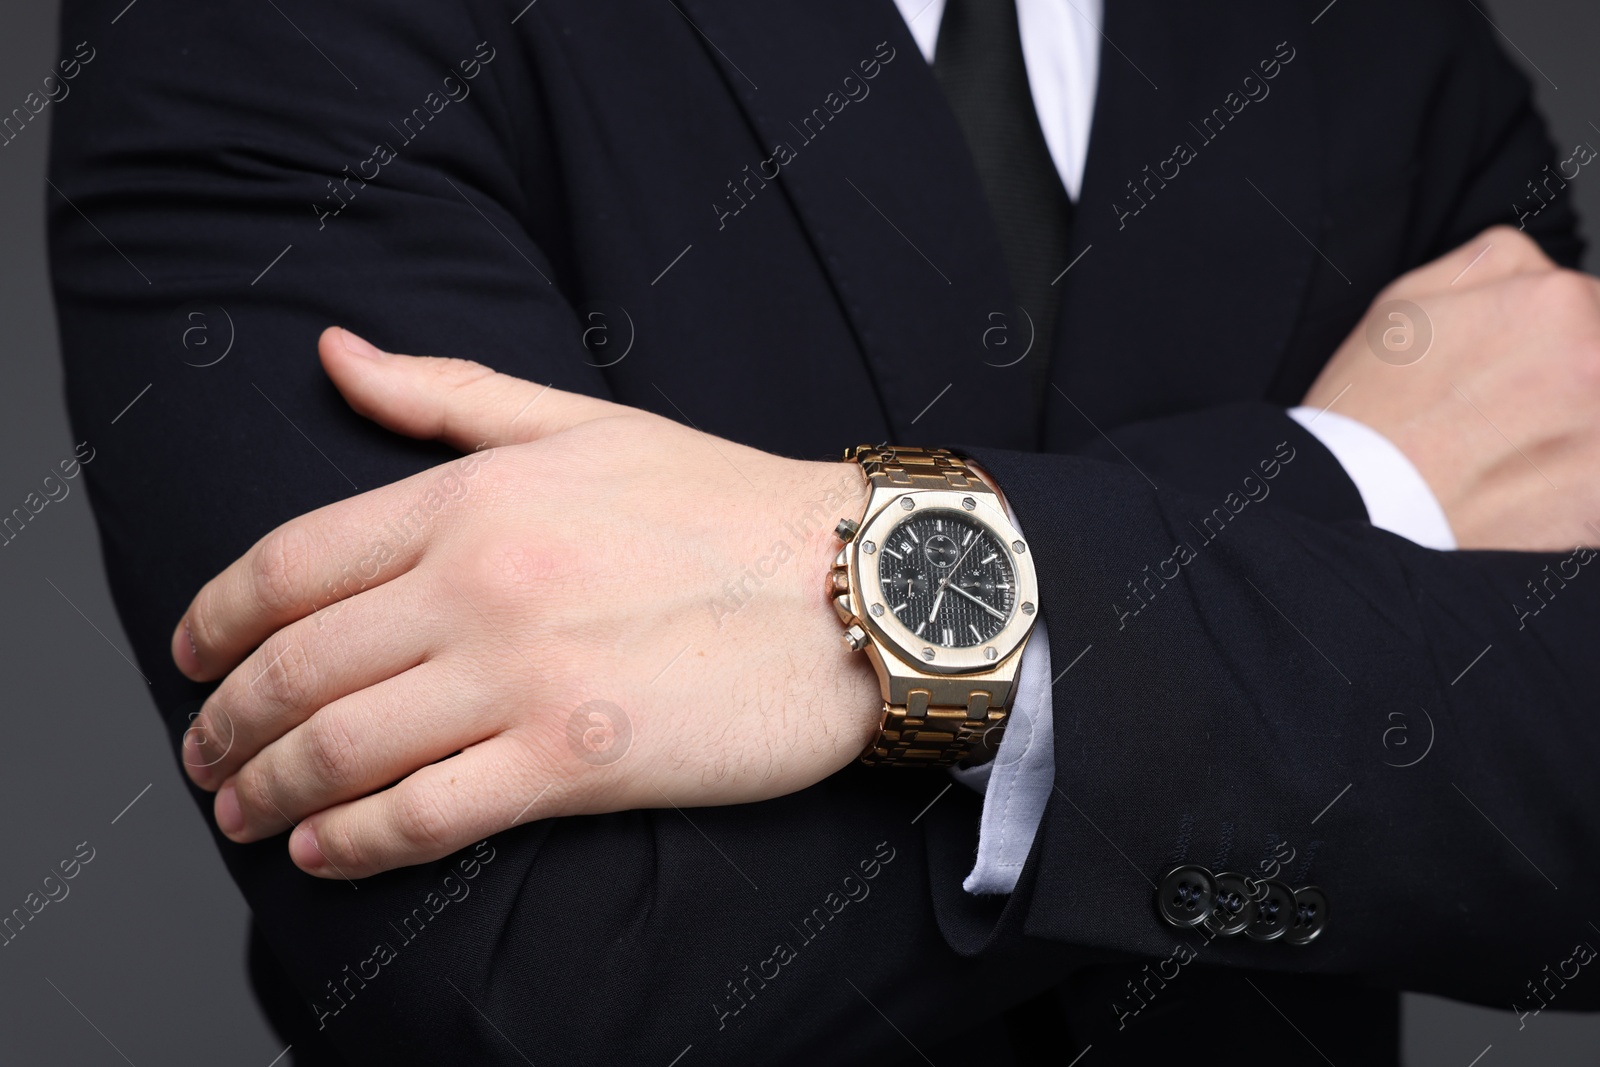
890 0 1458 894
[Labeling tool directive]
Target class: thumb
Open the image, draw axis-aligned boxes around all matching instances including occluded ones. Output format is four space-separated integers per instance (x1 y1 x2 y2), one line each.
319 327 625 450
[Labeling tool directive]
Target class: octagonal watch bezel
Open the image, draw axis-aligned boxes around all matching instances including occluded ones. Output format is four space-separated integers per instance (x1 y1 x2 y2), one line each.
848 489 1039 675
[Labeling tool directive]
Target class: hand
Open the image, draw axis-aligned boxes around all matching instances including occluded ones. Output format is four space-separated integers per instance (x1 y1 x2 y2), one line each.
926 534 981 624
946 582 1006 620
176 328 877 878
1303 226 1600 550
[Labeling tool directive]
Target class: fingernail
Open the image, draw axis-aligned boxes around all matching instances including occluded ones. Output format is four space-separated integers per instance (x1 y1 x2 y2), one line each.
215 782 244 836
183 728 214 787
338 327 386 360
174 618 201 677
290 824 325 872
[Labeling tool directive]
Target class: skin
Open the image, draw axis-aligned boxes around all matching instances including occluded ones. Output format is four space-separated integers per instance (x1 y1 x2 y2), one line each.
1304 226 1600 551
176 327 877 878
179 226 1600 877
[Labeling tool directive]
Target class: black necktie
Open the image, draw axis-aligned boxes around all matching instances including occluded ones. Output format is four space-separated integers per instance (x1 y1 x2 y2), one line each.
932 0 1074 418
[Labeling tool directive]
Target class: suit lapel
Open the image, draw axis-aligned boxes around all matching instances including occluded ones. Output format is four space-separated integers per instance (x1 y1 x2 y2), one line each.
1047 0 1323 450
674 0 1040 449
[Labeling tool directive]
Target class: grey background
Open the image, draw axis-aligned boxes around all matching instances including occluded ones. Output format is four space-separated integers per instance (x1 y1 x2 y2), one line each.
2 2 1597 1064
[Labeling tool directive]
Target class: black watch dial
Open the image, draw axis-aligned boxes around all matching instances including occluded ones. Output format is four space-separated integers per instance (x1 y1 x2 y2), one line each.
874 508 1016 648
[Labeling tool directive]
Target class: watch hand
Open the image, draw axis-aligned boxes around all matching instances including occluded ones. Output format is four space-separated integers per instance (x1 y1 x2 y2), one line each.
946 582 1006 620
927 539 982 624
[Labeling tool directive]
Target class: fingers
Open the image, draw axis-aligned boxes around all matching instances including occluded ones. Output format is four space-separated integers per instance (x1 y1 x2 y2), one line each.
319 327 627 450
286 736 559 878
1394 225 1557 295
171 460 479 681
214 659 503 845
183 574 440 790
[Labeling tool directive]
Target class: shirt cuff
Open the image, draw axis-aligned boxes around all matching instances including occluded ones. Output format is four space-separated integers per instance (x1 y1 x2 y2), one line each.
1288 406 1457 550
949 498 1058 896
950 617 1055 894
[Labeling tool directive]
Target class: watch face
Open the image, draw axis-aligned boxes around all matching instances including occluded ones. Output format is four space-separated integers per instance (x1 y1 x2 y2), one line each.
874 508 1016 648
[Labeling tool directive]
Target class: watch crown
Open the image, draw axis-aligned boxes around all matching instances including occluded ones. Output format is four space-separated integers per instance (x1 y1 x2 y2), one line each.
834 518 860 541
828 569 851 596
841 623 869 652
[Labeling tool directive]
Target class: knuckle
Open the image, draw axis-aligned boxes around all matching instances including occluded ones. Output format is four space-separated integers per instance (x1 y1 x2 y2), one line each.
1532 268 1595 311
427 355 493 388
233 759 279 827
1482 223 1531 250
431 357 497 402
253 525 314 616
249 635 317 712
1373 271 1417 304
393 783 456 854
503 727 568 788
1493 224 1554 266
1573 340 1600 391
469 538 565 600
317 817 367 872
304 711 362 790
187 703 239 771
185 589 225 663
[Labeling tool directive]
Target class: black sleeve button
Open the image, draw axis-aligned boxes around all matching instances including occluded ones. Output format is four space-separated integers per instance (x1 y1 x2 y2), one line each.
1243 878 1296 941
1284 886 1328 946
1202 871 1256 936
1157 864 1216 928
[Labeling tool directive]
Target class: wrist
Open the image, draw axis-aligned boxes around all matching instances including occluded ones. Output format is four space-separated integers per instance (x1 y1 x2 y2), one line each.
788 459 880 760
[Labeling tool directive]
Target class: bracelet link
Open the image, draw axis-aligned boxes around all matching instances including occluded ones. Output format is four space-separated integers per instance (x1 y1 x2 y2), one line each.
859 690 1007 766
844 444 988 495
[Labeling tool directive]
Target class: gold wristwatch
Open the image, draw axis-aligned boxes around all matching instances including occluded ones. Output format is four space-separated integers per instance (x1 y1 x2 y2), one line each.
830 445 1039 766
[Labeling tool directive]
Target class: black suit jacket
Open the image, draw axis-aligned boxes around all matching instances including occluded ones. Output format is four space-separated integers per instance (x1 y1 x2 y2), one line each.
48 0 1597 1063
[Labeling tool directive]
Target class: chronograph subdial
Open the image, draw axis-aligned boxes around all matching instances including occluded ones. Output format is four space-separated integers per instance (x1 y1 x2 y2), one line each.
874 509 1016 648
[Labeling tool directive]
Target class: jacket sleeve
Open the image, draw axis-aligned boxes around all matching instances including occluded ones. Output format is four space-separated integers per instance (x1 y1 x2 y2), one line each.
47 2 1592 1066
951 425 1600 1011
936 8 1596 1009
46 3 1072 1063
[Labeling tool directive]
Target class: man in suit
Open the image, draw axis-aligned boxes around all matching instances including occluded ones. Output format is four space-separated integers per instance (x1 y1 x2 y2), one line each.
48 0 1600 1062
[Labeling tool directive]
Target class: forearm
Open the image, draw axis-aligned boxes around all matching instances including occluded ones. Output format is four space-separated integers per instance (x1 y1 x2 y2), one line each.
967 441 1600 1007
